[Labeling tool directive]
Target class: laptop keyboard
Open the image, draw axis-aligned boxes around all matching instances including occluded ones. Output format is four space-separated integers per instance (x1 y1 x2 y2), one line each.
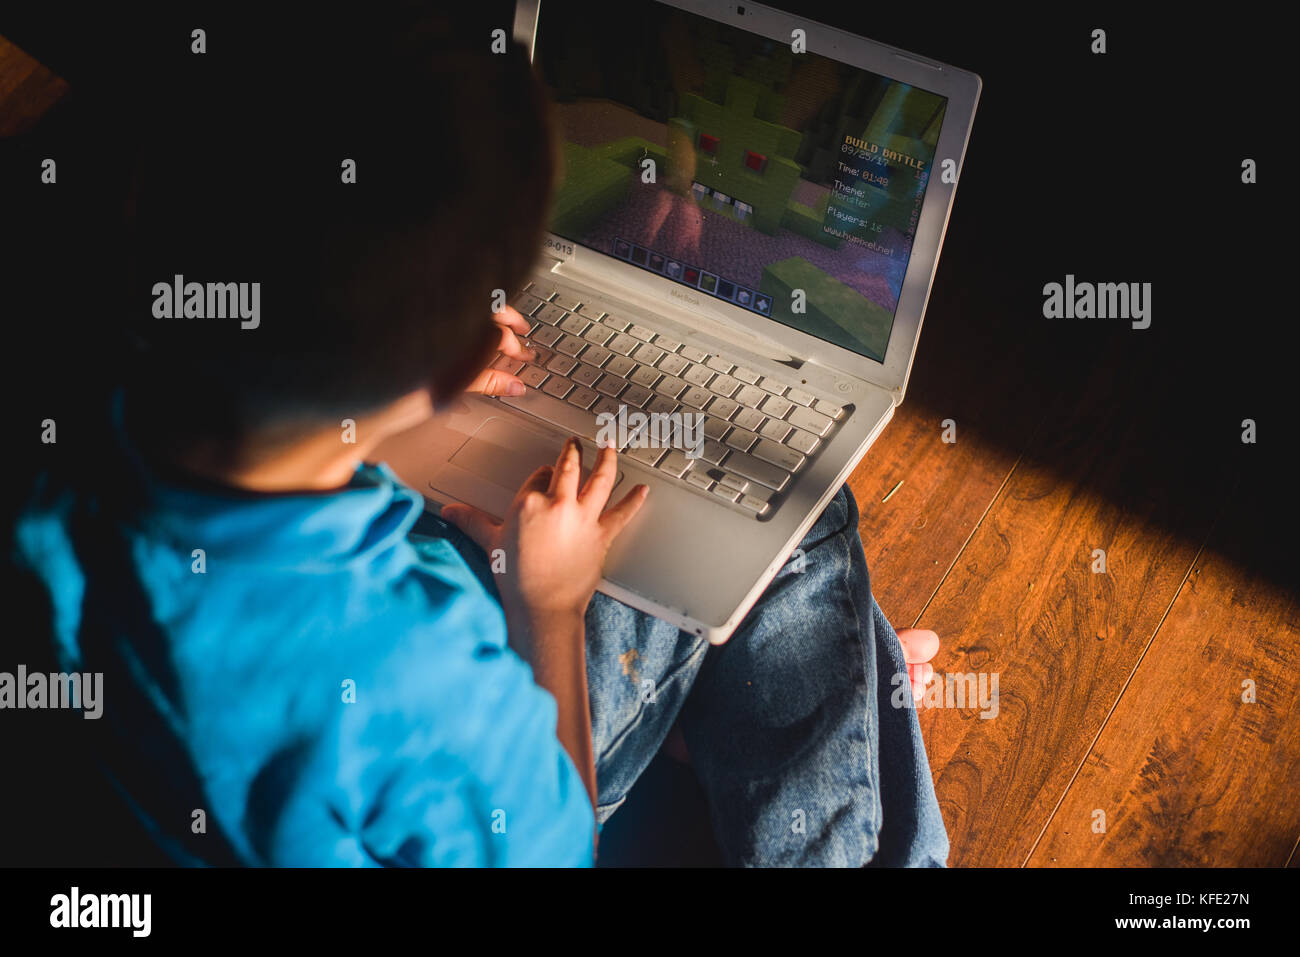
488 282 846 518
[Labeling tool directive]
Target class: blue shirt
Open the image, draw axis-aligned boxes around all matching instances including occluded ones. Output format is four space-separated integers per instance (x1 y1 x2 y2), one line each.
13 402 594 866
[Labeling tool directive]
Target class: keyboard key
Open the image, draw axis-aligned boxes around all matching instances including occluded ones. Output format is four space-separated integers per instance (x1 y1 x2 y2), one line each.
787 405 833 436
733 407 764 432
592 397 621 418
534 303 566 325
683 365 714 387
700 439 728 464
602 314 630 332
720 449 789 492
582 324 614 346
680 386 712 409
738 493 770 516
511 293 545 316
559 314 590 336
708 374 739 397
646 395 678 416
550 292 580 310
609 333 639 355
531 325 562 347
679 345 708 362
656 449 693 478
577 303 605 320
654 375 688 398
545 354 577 376
605 355 636 377
725 428 758 452
556 335 587 357
653 335 682 352
705 356 734 374
542 377 574 399
630 365 661 388
633 343 665 365
813 399 843 419
711 485 740 503
596 374 628 397
571 363 603 387
529 345 555 367
732 366 760 384
786 428 820 455
701 417 730 441
519 365 549 389
581 345 612 366
621 384 653 408
567 385 599 409
628 324 656 341
735 384 766 408
759 394 793 418
752 438 805 473
718 472 748 493
491 354 525 375
760 419 792 442
706 396 739 419
686 471 714 491
757 376 788 395
657 353 689 376
786 387 816 407
627 444 665 466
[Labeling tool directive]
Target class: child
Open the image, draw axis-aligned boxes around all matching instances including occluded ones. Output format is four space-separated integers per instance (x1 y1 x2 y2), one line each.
11 10 946 866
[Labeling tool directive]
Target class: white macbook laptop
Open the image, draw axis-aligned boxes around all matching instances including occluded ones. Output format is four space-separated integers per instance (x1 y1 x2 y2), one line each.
374 0 980 642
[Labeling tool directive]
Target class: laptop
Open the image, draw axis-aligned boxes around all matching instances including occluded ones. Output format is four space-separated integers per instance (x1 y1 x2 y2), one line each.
373 0 980 642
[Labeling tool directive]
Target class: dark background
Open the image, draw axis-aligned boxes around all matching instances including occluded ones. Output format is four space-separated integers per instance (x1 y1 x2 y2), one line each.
2 1 1285 484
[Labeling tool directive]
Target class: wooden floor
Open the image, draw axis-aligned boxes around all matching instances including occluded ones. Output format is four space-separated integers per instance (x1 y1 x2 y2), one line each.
847 235 1298 867
6 34 1294 868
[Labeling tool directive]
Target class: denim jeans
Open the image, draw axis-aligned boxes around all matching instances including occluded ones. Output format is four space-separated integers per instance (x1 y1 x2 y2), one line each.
416 485 949 867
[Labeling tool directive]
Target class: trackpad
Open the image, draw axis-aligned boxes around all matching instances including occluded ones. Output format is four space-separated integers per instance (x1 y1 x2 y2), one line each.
431 417 622 519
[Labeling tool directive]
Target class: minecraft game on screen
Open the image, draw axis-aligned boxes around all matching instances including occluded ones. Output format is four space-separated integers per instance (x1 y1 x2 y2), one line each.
535 0 948 361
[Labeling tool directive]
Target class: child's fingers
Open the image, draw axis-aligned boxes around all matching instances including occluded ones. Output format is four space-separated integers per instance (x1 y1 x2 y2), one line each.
578 444 619 510
495 305 531 336
516 464 553 498
440 502 502 552
548 437 582 500
897 627 940 664
497 326 535 361
465 369 527 397
598 484 649 540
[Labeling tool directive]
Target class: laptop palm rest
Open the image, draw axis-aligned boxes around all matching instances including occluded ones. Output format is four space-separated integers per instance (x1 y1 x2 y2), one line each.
431 416 623 520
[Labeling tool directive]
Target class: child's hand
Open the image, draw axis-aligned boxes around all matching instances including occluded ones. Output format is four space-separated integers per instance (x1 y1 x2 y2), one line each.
442 437 648 625
463 306 536 397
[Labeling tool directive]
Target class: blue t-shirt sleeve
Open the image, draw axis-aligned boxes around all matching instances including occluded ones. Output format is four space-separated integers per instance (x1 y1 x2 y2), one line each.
346 646 595 867
259 536 595 867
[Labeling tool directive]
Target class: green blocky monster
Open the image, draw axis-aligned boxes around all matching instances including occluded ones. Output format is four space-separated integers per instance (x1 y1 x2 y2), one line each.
668 75 804 235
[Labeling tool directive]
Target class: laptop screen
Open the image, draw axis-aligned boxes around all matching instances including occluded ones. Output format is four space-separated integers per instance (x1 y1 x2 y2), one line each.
534 0 949 362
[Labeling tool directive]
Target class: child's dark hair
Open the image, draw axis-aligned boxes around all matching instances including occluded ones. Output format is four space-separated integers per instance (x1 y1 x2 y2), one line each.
123 8 555 447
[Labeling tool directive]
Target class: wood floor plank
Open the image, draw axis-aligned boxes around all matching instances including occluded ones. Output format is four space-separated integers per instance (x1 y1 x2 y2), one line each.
849 242 1062 627
910 352 1238 867
0 35 68 135
1028 478 1300 866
